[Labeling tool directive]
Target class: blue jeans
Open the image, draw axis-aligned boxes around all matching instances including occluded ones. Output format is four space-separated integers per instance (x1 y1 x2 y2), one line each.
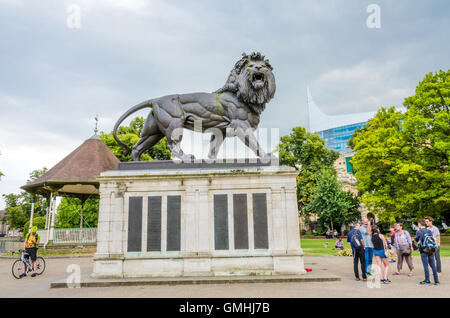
434 247 441 273
365 247 374 274
420 252 439 283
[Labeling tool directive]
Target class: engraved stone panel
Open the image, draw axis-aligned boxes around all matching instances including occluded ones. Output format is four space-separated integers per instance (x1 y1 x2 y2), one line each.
253 193 269 249
233 194 249 249
166 195 181 251
214 194 229 250
147 196 162 252
127 196 142 252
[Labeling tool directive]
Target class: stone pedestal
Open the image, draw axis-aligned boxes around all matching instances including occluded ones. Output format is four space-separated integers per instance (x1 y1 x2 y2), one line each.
92 161 305 278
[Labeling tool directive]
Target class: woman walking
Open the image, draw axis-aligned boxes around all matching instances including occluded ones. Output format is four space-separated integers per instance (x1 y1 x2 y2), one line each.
371 225 391 284
393 223 414 276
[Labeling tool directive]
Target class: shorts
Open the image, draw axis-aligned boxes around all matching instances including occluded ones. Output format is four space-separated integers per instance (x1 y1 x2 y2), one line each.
25 247 37 261
373 249 387 259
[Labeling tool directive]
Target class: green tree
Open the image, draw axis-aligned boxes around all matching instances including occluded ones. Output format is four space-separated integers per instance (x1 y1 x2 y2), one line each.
350 70 450 222
306 167 360 233
1 193 29 231
56 197 99 228
99 116 171 162
278 127 340 222
2 168 49 232
23 216 46 234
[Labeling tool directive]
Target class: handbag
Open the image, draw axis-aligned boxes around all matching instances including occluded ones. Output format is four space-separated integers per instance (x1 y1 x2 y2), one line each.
399 244 411 256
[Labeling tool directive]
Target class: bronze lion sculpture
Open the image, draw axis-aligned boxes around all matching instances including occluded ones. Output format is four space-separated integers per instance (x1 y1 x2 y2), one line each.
113 52 276 161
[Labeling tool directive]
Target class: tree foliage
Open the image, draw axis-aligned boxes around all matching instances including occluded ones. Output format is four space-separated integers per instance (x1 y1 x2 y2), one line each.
56 197 99 228
350 70 450 222
278 126 340 220
23 216 46 234
306 167 360 232
99 116 171 162
2 168 49 232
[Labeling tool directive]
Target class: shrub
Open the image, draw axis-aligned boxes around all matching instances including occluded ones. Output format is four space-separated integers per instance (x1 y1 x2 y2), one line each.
336 249 353 256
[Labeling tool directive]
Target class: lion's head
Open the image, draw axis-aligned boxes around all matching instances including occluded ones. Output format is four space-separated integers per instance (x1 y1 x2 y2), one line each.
215 52 276 114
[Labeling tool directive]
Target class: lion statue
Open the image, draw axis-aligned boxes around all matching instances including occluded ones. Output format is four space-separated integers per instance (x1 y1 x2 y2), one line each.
113 52 276 161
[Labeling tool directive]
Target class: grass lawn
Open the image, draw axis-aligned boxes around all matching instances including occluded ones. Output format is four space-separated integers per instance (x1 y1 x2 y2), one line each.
301 236 450 257
1 247 96 257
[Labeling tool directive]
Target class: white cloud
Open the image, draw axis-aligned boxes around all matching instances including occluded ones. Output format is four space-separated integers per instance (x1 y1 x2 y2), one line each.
311 59 414 115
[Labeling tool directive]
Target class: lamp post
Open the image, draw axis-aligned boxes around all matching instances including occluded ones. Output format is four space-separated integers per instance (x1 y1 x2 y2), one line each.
28 196 35 231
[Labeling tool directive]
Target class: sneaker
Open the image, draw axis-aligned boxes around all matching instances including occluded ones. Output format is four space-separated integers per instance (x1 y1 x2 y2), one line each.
380 279 386 283
31 273 37 277
419 281 431 286
19 273 27 278
434 282 440 286
366 272 373 276
383 279 392 284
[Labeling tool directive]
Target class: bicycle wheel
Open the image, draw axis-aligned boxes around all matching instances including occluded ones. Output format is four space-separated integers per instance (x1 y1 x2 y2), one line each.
12 260 26 279
35 257 46 275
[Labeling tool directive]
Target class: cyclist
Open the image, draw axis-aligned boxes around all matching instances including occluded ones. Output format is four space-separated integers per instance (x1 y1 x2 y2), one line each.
21 226 40 277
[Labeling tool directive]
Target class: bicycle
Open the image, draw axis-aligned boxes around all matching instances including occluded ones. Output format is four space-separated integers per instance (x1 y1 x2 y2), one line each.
11 249 46 279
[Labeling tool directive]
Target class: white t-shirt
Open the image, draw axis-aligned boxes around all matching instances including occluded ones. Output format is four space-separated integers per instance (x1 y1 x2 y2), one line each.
428 225 440 246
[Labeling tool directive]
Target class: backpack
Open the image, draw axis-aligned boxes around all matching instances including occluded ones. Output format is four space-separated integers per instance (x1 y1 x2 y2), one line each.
420 231 436 255
351 233 363 249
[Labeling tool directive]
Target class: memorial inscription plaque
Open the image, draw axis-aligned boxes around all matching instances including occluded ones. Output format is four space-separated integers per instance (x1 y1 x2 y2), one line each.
214 194 229 250
127 196 142 252
233 194 249 249
147 196 162 252
166 195 181 251
253 193 269 249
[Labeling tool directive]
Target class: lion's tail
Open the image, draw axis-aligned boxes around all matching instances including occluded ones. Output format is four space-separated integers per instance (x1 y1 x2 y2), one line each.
113 99 156 156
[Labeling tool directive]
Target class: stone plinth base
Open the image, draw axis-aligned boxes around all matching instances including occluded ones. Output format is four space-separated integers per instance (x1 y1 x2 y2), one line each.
92 163 305 278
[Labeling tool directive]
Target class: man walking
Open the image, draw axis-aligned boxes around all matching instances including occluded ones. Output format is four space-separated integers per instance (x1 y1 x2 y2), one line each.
348 222 367 281
425 217 441 274
360 218 373 276
415 219 439 286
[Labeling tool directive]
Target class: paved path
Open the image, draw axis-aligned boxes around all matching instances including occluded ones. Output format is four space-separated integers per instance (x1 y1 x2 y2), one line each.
1 256 448 298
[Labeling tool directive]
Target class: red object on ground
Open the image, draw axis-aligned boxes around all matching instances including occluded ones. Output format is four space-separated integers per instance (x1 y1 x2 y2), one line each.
305 268 312 272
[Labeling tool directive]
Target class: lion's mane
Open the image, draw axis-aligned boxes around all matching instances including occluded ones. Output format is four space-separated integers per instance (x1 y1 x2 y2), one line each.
215 52 276 115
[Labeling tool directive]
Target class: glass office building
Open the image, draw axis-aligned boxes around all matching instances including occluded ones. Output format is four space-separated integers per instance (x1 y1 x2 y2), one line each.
317 122 367 152
307 86 373 153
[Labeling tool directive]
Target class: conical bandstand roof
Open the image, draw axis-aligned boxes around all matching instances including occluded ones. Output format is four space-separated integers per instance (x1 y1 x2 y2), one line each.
21 135 119 198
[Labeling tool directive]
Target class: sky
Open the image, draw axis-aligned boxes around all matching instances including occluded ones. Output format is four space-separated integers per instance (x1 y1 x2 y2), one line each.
0 0 449 209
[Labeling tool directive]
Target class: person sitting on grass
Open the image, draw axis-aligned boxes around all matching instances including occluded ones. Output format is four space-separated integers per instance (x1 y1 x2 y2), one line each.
335 237 344 250
21 226 40 278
